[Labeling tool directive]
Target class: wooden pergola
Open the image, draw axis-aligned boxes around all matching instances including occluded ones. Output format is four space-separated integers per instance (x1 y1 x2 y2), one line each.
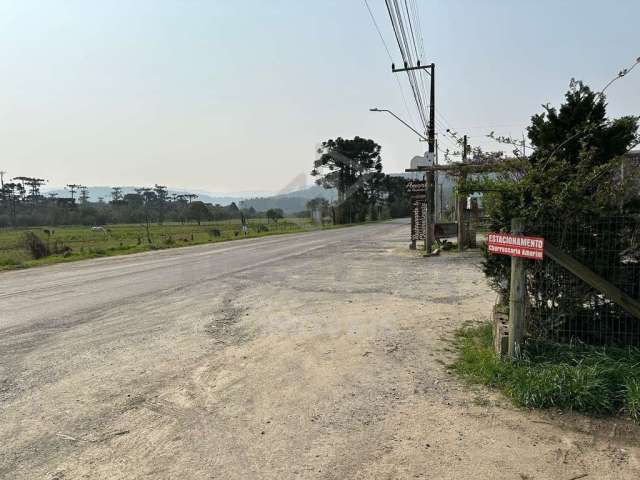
405 159 525 252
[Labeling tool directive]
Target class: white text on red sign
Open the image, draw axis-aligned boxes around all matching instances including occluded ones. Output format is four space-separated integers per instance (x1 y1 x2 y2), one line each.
487 233 544 260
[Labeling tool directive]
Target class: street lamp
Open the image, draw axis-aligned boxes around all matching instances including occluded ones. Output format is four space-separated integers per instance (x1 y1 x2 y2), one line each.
369 108 428 142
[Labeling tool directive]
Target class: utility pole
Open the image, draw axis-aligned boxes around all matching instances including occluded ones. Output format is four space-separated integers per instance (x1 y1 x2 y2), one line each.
426 63 435 254
457 135 468 252
392 61 436 254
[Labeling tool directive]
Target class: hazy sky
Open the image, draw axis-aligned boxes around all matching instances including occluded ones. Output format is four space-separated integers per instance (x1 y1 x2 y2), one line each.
1 1 638 193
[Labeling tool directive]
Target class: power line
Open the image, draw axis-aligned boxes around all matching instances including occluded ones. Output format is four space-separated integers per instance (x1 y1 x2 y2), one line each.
403 0 431 122
384 0 429 133
393 0 429 127
362 0 417 128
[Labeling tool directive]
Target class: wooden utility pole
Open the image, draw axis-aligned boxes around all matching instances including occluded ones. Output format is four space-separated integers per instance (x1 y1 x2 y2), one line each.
392 62 436 254
425 63 436 254
508 217 526 357
457 135 468 252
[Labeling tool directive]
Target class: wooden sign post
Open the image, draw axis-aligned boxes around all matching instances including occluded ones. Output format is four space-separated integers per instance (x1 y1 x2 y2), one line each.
487 219 544 357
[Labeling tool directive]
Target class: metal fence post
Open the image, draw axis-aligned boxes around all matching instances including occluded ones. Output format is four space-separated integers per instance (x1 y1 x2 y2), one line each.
508 217 526 357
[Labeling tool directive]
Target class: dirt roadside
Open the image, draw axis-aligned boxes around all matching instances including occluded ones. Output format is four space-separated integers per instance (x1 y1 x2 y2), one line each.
1 221 639 479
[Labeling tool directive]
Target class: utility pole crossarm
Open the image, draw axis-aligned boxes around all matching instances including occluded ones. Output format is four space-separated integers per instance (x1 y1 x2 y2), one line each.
391 62 434 73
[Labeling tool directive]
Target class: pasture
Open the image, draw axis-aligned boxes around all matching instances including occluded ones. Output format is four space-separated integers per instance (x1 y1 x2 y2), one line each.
0 218 328 270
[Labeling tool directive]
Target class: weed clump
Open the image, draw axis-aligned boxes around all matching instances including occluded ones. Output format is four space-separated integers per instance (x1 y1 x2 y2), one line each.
24 232 50 259
452 323 640 420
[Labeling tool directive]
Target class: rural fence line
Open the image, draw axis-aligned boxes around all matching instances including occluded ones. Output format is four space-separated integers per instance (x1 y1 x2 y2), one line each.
525 216 640 346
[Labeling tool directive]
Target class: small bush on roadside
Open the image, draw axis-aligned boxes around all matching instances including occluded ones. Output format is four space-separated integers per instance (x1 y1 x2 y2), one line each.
452 323 640 420
208 228 221 237
256 224 269 233
23 232 50 259
0 258 21 267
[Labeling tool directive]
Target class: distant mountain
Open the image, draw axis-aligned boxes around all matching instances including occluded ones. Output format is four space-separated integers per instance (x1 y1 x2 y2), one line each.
239 185 336 213
43 186 245 205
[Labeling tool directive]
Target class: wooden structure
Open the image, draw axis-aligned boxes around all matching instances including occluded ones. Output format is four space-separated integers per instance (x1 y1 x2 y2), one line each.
406 159 525 252
406 179 426 249
508 218 526 356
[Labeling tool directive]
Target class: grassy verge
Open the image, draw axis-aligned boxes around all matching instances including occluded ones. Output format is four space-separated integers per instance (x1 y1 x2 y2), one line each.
0 219 355 271
451 323 640 420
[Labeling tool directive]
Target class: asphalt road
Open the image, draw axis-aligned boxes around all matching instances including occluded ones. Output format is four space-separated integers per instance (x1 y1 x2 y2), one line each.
2 220 639 479
1 224 395 332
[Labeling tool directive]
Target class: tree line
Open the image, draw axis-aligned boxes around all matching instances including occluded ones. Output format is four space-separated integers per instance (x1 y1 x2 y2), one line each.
1 146 410 228
0 181 256 228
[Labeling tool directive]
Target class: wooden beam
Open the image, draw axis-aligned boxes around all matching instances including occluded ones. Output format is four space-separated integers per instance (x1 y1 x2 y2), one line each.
405 158 527 174
544 241 640 320
508 218 526 357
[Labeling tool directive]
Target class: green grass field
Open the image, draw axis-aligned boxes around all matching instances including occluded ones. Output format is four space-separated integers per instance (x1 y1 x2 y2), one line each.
0 218 333 270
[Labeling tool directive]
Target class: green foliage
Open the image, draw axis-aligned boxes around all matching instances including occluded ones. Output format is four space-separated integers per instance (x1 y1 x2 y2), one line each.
312 136 383 224
23 231 50 259
188 201 212 225
0 183 256 228
305 197 330 218
266 208 284 223
453 323 640 418
625 379 640 420
479 81 639 300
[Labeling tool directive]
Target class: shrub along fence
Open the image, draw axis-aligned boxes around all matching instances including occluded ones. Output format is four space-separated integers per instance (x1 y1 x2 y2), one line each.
526 216 640 346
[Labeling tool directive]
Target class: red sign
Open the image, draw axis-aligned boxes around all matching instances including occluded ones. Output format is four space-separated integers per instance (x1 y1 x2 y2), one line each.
487 233 544 260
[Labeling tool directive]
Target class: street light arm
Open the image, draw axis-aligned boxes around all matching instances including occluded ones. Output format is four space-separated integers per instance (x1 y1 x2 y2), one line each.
369 108 428 142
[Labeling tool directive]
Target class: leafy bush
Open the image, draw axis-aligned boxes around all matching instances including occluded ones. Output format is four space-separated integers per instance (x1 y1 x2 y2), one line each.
23 232 50 259
478 82 639 303
453 323 640 419
208 228 221 237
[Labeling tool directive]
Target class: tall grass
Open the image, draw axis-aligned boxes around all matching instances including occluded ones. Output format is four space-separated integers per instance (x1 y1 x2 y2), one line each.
452 323 640 419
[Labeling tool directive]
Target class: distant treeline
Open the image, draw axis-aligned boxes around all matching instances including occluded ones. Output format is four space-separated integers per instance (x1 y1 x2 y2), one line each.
0 182 252 227
0 178 410 228
240 196 314 214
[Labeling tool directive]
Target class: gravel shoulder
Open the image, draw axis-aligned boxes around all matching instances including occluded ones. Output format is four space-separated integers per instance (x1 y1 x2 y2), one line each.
1 220 639 479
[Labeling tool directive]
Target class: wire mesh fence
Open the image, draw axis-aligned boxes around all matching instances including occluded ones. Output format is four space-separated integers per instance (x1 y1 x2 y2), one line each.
526 215 640 346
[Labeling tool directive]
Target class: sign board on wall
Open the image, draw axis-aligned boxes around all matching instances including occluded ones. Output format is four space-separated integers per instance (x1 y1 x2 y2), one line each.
487 233 544 260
